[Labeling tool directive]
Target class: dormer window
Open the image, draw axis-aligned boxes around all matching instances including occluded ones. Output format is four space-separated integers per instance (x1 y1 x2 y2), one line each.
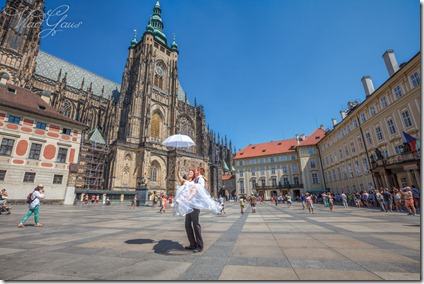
38 105 46 111
7 87 16 94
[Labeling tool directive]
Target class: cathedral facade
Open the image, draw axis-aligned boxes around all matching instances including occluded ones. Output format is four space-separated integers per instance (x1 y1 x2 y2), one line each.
0 0 234 198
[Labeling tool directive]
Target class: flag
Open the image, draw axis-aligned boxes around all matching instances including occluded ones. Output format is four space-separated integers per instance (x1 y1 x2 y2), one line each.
402 131 418 153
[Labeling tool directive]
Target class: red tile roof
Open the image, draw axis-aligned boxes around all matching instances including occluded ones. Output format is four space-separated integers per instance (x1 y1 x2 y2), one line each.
297 128 326 146
234 128 326 160
222 175 234 180
0 83 87 128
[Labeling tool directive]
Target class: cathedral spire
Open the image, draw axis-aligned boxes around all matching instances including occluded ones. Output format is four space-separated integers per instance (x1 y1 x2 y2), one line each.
145 0 167 45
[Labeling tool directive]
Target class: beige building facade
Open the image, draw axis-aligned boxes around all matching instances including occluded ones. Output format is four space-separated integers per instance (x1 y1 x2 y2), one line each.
318 50 420 193
234 128 326 199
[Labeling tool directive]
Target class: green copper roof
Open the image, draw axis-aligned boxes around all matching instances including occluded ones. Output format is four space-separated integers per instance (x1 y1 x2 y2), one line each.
223 161 230 171
88 128 106 144
144 0 167 45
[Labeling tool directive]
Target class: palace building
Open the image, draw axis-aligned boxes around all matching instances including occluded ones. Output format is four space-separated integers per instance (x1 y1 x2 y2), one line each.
0 0 235 200
234 50 420 198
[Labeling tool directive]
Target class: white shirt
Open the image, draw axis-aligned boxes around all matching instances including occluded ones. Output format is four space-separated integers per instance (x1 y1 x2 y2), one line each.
29 190 45 209
197 175 205 188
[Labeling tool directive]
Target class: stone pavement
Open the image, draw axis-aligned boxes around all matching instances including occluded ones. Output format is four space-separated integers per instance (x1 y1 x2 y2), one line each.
0 200 420 281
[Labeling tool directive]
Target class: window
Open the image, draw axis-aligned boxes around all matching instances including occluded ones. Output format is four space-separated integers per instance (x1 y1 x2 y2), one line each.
271 177 277 187
380 96 389 108
362 158 369 172
23 172 36 183
239 169 243 177
312 173 319 184
280 156 287 162
345 145 349 156
238 161 243 166
282 165 288 174
360 113 366 123
270 157 275 163
293 176 300 185
353 119 358 129
271 167 276 174
375 125 384 141
393 85 403 99
341 129 345 137
365 131 372 146
337 168 341 180
346 124 351 133
150 167 157 182
29 143 42 159
394 145 403 155
357 136 364 150
387 118 397 135
332 169 337 181
251 179 256 189
251 167 256 176
0 170 5 181
53 174 63 184
350 140 356 154
339 148 343 159
283 177 289 186
151 113 161 137
260 178 266 187
0 138 14 156
8 115 20 124
56 148 68 163
354 160 361 175
369 106 377 117
291 164 298 174
410 71 420 88
308 148 314 155
310 159 316 168
260 167 265 175
239 180 245 193
62 128 72 135
401 109 413 128
342 166 347 179
348 163 354 178
35 122 47 130
290 154 296 160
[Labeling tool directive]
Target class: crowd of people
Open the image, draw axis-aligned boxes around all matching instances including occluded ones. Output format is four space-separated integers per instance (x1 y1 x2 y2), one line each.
297 185 420 216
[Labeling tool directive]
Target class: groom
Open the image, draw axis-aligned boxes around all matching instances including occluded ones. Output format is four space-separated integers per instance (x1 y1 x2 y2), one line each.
184 167 205 253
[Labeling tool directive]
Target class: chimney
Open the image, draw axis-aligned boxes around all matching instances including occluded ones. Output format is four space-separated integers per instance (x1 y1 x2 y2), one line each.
382 50 399 77
332 118 337 127
340 110 347 120
361 76 375 98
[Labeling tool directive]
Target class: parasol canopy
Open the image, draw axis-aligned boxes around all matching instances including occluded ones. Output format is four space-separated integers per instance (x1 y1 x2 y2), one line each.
162 134 196 148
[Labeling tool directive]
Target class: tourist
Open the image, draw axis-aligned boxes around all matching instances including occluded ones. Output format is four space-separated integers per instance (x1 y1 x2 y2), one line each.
18 184 45 228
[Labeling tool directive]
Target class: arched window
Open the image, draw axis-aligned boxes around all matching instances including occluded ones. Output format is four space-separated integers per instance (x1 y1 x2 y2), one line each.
150 166 157 182
151 112 161 137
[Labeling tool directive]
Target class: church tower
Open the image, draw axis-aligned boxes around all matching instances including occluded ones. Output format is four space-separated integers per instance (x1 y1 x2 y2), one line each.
107 0 210 194
0 0 44 87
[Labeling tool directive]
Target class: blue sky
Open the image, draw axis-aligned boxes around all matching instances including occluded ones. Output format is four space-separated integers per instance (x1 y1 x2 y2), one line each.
3 0 419 151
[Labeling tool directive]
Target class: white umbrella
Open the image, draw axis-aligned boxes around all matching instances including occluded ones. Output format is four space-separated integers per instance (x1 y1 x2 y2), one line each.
162 134 196 148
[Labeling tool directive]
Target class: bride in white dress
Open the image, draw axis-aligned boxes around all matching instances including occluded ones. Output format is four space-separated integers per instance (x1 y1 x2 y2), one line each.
172 168 221 216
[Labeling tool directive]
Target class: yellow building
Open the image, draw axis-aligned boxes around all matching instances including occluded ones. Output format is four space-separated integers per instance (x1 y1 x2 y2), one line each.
234 127 326 199
318 50 420 193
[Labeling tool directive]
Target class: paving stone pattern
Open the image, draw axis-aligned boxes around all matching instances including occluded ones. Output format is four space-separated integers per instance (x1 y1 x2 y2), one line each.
0 201 420 280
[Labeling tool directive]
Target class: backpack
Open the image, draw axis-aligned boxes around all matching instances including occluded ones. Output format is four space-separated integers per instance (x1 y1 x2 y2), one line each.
26 191 35 204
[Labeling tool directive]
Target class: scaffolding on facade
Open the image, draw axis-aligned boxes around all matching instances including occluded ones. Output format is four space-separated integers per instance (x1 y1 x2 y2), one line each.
75 128 109 190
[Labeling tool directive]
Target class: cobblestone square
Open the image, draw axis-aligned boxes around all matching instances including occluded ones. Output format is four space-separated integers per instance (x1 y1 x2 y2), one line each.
0 201 420 281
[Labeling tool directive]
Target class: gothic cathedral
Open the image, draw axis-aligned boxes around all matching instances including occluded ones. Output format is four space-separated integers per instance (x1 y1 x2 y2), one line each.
0 0 235 197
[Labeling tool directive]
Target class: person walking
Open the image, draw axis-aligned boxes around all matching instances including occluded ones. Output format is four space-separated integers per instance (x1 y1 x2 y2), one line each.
341 192 348 208
404 187 417 216
18 184 45 228
131 194 137 209
306 193 315 214
239 197 245 214
250 194 257 213
161 194 168 213
376 189 387 212
328 192 334 212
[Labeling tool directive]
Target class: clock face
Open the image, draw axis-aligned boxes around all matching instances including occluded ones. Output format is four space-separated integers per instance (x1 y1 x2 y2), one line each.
155 66 163 77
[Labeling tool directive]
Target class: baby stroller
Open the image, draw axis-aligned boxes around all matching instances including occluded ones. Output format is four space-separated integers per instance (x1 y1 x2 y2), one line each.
0 200 11 215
